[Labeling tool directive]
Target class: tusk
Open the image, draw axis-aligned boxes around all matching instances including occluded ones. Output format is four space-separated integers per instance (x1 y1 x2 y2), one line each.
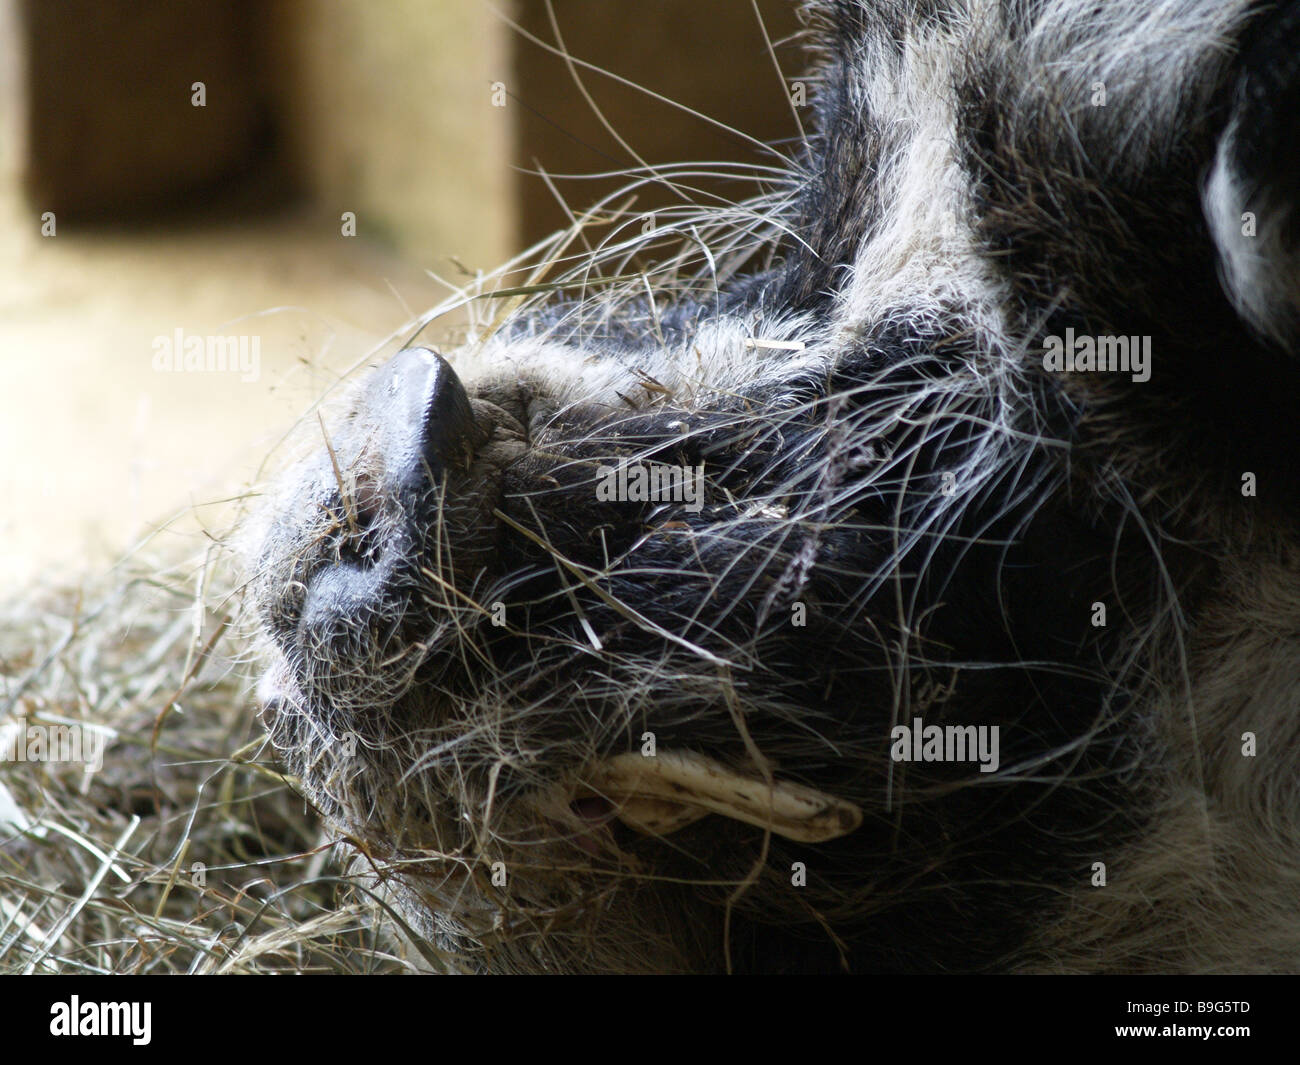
578 750 862 844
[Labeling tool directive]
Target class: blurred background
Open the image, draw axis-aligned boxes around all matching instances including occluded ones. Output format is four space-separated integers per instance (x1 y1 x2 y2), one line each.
0 0 801 592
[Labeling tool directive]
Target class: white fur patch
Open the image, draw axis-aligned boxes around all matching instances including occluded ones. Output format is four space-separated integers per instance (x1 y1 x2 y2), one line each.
448 310 832 415
1205 118 1300 350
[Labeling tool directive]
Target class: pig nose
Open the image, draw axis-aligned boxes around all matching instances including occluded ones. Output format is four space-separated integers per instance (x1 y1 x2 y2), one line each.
357 347 479 491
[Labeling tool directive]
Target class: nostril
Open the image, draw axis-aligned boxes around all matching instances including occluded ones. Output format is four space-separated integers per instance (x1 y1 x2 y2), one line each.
340 470 386 565
353 470 383 529
359 347 480 493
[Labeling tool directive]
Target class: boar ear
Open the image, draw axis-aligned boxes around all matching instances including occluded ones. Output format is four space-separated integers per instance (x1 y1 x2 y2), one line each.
1204 2 1300 353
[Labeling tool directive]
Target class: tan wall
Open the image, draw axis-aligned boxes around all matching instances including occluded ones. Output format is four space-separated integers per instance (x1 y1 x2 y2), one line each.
18 0 274 216
269 0 516 271
0 2 22 186
512 0 803 250
15 0 805 271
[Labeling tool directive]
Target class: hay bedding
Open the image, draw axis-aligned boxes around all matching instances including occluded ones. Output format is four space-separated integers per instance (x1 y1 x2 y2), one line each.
0 547 428 975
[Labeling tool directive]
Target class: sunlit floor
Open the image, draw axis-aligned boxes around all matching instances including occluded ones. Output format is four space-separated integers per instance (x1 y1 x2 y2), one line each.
0 190 463 593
